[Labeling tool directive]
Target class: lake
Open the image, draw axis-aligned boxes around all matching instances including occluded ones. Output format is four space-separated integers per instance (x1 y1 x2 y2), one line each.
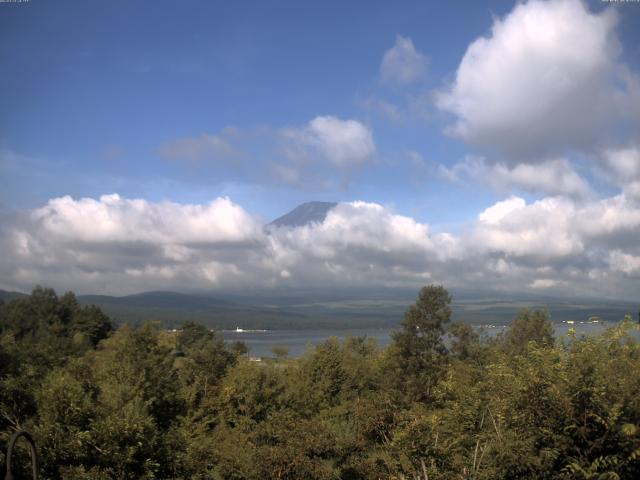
220 321 619 358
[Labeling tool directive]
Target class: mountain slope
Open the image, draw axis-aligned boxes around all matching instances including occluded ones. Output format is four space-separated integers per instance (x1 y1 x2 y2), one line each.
78 291 232 309
4 287 636 330
0 289 28 302
269 201 337 227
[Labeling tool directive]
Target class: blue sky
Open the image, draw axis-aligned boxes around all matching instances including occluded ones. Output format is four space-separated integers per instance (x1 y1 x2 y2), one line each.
0 0 560 221
1 0 640 297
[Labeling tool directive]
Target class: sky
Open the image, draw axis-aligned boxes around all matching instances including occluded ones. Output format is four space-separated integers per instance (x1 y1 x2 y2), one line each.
1 0 640 299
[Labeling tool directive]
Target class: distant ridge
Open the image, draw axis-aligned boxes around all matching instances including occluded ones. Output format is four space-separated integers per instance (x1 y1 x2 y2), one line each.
77 290 232 309
2 287 636 330
269 201 337 228
0 289 28 302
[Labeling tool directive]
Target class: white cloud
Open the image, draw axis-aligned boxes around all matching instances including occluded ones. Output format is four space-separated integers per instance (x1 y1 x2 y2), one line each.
621 181 640 203
0 196 447 294
441 156 592 198
380 35 427 85
32 194 260 244
2 191 640 299
602 146 640 190
0 195 269 294
266 201 452 286
609 250 640 275
478 196 526 224
436 0 637 159
282 116 375 168
578 193 640 240
155 117 375 190
473 196 583 259
487 159 591 199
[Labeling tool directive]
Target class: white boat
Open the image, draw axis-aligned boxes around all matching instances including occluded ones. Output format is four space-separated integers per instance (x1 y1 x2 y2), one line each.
227 327 268 333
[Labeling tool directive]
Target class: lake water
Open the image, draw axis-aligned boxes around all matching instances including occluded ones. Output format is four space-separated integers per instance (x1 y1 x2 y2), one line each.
220 321 619 358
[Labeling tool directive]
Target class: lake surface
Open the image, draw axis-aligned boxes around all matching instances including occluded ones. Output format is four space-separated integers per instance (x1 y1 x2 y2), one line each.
220 321 618 358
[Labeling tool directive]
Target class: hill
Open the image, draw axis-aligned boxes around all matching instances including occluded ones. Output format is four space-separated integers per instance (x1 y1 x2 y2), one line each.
0 289 28 302
71 288 639 331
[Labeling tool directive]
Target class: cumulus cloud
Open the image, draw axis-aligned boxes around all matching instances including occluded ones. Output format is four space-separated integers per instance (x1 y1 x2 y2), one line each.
281 116 375 168
473 196 583 260
265 201 455 287
380 35 427 85
0 195 442 294
436 0 638 159
440 156 592 198
609 250 640 276
2 191 640 299
0 195 268 295
477 196 526 225
31 194 260 244
602 146 640 190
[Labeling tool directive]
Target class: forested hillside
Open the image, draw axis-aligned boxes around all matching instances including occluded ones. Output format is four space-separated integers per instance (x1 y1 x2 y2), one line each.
1 286 639 479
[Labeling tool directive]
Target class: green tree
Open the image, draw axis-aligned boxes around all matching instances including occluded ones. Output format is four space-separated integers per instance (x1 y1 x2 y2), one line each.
178 320 214 349
501 308 554 356
448 322 482 362
387 285 452 403
70 304 113 346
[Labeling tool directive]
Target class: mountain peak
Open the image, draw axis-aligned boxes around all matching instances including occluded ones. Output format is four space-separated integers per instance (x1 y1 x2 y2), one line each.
269 201 338 228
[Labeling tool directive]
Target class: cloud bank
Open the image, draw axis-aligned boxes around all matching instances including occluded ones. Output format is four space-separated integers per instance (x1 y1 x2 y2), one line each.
1 191 639 299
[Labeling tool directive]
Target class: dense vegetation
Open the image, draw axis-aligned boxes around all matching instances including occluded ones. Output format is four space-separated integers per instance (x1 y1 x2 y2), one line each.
1 285 639 479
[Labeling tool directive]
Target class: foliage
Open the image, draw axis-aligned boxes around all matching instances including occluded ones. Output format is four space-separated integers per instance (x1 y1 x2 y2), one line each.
1 285 639 479
387 285 452 403
500 307 555 356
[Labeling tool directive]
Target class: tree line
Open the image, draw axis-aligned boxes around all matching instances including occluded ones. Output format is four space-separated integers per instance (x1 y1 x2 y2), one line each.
1 285 639 479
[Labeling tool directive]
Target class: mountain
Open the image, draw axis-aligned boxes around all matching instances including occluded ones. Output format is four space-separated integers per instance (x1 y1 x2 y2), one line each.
78 291 232 309
75 290 319 330
0 289 28 302
269 201 337 227
3 287 636 331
